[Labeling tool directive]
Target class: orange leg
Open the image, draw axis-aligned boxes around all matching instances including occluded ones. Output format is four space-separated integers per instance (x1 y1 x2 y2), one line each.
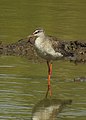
47 61 52 76
46 61 52 98
50 63 52 76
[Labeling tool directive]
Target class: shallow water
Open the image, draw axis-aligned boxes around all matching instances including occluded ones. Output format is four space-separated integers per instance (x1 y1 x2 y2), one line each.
0 0 86 119
0 56 86 120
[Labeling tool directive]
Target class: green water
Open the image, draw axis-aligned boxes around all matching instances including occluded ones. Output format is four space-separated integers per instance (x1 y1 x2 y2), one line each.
0 0 86 120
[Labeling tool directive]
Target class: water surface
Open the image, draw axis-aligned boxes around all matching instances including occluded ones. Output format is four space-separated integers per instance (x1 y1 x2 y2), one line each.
0 56 86 119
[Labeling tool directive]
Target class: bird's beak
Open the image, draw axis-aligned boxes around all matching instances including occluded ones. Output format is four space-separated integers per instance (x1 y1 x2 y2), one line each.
26 33 36 44
27 34 34 39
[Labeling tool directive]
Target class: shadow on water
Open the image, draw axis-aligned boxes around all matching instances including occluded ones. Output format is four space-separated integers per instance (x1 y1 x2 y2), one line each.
31 98 72 120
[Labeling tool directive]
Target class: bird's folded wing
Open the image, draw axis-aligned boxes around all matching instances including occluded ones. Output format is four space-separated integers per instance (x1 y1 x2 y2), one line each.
48 35 86 63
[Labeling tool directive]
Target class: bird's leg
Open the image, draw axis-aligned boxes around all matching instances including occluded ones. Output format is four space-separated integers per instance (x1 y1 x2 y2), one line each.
47 61 52 76
46 61 52 98
50 62 52 76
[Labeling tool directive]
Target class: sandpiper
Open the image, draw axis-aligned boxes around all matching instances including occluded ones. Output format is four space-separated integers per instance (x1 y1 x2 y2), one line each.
30 28 68 97
30 28 86 97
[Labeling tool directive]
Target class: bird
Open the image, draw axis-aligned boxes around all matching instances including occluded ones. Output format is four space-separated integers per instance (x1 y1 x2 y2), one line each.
28 28 86 97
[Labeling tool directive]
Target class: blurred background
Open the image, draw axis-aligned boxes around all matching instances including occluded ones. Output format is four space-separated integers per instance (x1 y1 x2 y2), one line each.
0 0 86 43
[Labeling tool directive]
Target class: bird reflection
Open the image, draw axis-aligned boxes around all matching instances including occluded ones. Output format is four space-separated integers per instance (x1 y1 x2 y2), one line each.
31 98 72 120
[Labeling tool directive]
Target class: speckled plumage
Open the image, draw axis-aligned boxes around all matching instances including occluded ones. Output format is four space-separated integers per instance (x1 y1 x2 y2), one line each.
29 28 86 63
34 35 64 60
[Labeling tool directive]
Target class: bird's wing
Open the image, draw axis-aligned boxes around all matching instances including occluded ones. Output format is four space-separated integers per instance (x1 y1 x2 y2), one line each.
47 35 86 63
47 35 69 56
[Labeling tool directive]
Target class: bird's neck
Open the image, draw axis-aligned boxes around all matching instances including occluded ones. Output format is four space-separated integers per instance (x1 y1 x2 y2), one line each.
35 34 46 47
38 33 46 40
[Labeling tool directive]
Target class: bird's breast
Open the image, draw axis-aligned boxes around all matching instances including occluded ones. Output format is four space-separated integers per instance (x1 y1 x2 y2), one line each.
35 37 63 60
35 37 48 53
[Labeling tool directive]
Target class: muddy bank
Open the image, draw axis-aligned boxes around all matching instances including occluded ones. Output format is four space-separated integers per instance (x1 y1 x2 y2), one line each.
0 36 86 63
0 36 43 62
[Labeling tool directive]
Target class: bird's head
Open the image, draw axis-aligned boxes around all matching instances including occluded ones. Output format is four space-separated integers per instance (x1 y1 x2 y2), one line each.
32 28 45 37
27 28 45 43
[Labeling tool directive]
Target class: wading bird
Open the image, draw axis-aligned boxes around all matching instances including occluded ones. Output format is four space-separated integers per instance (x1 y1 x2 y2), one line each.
29 28 86 97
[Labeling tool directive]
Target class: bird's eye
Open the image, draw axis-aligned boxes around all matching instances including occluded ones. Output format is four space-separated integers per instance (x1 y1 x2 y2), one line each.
34 30 40 34
34 32 38 34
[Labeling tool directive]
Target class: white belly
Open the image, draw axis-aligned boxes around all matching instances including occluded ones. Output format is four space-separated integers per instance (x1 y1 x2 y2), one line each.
35 37 63 60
